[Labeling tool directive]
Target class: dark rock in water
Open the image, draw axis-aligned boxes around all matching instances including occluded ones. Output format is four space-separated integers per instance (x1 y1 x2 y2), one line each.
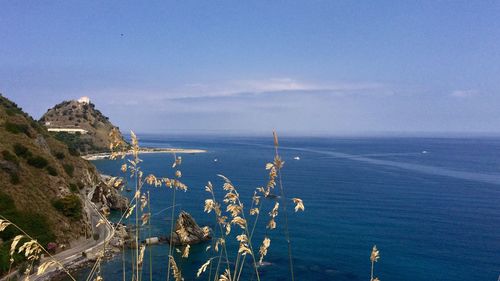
168 211 211 245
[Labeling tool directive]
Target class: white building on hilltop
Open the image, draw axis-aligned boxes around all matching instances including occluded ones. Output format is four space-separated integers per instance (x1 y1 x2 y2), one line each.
78 96 90 104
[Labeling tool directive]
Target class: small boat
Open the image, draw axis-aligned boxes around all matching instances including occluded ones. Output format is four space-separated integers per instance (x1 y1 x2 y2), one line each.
421 150 428 154
257 261 273 267
214 158 218 162
293 156 300 160
126 188 132 192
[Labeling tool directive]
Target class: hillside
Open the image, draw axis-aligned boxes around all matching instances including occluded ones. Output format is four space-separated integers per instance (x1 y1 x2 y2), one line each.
39 97 126 154
0 94 125 276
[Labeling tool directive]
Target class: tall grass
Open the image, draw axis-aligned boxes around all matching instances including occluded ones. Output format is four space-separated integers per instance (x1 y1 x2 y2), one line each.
0 130 383 281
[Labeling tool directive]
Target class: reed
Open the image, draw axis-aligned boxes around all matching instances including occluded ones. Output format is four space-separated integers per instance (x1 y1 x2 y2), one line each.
4 132 402 281
370 245 380 281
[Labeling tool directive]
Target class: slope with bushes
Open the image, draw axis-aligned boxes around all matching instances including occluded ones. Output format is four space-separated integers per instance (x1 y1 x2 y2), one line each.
0 94 105 275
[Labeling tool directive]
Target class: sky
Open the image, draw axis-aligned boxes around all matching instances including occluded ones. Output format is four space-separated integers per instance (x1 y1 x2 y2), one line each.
1 1 500 136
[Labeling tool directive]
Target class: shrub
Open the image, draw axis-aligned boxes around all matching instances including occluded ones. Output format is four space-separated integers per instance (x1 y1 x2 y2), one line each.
53 132 91 155
52 194 82 220
0 191 55 246
4 121 29 135
27 156 48 168
46 165 58 176
10 173 20 184
54 151 65 159
30 121 44 133
63 164 74 176
68 147 80 156
13 143 31 158
5 108 19 116
1 150 19 165
69 183 78 193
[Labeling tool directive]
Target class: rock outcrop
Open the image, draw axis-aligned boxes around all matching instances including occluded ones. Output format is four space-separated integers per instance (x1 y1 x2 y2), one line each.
168 211 211 245
91 175 129 211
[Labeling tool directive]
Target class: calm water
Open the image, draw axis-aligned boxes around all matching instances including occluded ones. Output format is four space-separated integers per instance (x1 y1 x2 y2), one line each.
75 136 500 281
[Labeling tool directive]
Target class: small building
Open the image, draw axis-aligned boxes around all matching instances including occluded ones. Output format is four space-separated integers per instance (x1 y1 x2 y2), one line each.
78 96 90 104
47 128 88 134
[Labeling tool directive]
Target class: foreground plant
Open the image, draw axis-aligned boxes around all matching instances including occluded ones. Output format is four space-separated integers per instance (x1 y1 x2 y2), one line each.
0 131 309 281
0 217 76 280
370 245 380 281
197 131 305 281
111 131 189 281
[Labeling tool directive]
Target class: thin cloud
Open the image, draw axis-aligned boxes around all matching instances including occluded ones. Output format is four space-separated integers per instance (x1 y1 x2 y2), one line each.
80 78 393 108
450 90 479 98
168 78 392 102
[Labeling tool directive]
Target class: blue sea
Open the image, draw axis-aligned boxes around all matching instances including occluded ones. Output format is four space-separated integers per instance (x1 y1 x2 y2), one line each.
74 136 500 281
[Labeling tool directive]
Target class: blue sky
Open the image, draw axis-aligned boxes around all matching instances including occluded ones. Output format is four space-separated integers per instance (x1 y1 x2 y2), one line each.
1 1 499 135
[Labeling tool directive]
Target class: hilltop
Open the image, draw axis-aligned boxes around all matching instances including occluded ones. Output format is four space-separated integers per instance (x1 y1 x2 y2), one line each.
40 97 127 154
0 94 126 276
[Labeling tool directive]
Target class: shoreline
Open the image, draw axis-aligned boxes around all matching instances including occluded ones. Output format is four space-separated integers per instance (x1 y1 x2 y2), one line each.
82 147 207 160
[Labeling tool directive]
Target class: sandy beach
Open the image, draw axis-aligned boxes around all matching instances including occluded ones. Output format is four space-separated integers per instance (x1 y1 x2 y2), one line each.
81 148 207 160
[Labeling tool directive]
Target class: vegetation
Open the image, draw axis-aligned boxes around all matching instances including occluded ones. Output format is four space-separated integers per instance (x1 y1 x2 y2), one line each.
1 131 310 281
1 150 20 184
41 99 127 154
53 131 102 155
0 191 55 275
370 245 381 281
9 173 20 185
52 194 83 220
0 94 100 278
0 129 384 281
63 163 74 176
13 143 31 158
26 155 49 169
74 131 306 281
68 147 80 156
2 150 19 165
4 121 30 136
46 165 58 176
0 97 24 116
68 183 78 193
54 151 66 159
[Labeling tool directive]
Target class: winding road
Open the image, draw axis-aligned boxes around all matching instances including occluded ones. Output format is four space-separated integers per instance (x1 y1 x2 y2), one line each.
0 187 114 281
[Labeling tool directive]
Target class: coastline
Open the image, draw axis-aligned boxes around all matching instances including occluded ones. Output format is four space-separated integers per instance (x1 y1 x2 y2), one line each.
82 147 207 160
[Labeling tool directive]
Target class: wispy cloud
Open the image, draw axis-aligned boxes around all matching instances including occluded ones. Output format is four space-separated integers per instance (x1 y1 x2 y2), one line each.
170 78 392 102
87 78 393 109
450 89 480 98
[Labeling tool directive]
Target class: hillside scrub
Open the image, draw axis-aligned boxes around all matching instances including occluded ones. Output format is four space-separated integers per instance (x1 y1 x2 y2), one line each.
52 194 83 220
13 143 31 158
4 121 30 136
46 165 58 176
0 94 97 251
0 191 55 275
26 155 49 169
63 163 74 176
2 150 19 165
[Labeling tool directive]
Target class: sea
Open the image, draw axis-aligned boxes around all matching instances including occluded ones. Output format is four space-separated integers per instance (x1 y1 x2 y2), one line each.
72 135 500 281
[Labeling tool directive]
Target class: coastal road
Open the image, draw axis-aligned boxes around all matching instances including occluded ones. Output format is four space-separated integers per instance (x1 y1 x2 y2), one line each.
30 189 114 281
